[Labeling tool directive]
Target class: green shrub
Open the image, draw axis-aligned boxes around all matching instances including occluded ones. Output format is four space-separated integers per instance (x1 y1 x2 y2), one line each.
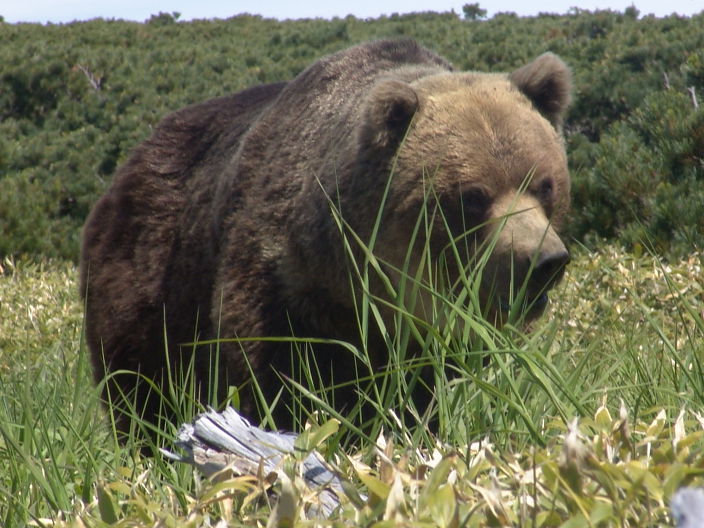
1 10 703 260
569 65 704 255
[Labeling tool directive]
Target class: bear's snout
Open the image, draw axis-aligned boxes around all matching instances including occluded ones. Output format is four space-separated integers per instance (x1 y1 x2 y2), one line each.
522 245 570 315
484 193 570 319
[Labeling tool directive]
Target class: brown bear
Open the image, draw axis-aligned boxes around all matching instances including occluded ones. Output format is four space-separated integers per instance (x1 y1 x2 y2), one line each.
80 39 571 435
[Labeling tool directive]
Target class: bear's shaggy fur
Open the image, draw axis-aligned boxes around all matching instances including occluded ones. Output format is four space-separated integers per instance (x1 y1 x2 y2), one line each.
81 39 572 433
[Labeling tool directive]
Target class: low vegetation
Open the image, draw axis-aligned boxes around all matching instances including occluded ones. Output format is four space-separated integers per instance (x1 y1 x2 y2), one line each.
1 245 702 525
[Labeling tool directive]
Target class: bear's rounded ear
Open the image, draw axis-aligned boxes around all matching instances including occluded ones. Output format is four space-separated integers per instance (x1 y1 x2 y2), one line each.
509 53 572 130
361 79 419 150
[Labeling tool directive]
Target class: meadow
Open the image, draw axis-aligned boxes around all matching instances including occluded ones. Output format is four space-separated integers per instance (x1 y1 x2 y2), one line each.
1 244 702 526
1 6 703 527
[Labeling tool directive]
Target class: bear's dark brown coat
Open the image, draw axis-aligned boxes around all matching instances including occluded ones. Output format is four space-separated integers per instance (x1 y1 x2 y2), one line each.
81 39 572 433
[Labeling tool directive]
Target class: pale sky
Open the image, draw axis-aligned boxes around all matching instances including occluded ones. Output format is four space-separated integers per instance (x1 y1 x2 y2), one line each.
2 0 702 24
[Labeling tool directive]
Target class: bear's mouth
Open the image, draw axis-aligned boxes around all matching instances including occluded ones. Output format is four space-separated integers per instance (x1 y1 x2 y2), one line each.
498 292 549 319
530 292 550 314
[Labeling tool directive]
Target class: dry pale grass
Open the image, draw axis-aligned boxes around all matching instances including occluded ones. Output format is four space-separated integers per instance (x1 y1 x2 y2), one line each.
0 257 83 373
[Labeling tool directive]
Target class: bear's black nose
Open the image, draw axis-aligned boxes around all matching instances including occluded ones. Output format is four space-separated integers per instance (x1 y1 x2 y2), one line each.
532 249 570 292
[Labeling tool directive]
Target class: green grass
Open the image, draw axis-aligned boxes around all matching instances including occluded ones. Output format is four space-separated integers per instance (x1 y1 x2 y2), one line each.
0 245 702 526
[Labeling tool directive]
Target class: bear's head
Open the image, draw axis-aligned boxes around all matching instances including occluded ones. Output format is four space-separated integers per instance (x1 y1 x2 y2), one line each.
353 53 571 325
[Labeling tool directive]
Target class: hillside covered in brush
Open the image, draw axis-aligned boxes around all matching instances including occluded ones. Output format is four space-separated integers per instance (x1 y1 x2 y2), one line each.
1 8 703 259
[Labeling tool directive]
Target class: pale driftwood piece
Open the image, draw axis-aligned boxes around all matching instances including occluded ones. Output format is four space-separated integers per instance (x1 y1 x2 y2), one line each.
161 407 344 517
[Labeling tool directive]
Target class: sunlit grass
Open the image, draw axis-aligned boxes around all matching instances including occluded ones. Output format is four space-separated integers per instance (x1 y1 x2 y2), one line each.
0 245 702 525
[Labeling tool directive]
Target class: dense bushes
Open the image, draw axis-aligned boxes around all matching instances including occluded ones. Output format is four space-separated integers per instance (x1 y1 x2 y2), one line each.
569 85 704 254
1 10 702 260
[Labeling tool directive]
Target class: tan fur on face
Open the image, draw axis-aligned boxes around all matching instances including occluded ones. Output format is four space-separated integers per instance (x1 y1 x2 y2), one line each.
373 72 570 324
403 73 568 205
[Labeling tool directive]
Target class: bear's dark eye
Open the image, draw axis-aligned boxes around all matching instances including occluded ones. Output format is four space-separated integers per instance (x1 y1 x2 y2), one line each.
460 186 490 222
537 179 554 201
437 185 489 237
535 178 555 218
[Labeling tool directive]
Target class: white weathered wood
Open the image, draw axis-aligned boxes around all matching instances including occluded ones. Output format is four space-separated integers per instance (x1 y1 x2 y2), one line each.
165 407 703 524
162 407 344 517
671 487 704 528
